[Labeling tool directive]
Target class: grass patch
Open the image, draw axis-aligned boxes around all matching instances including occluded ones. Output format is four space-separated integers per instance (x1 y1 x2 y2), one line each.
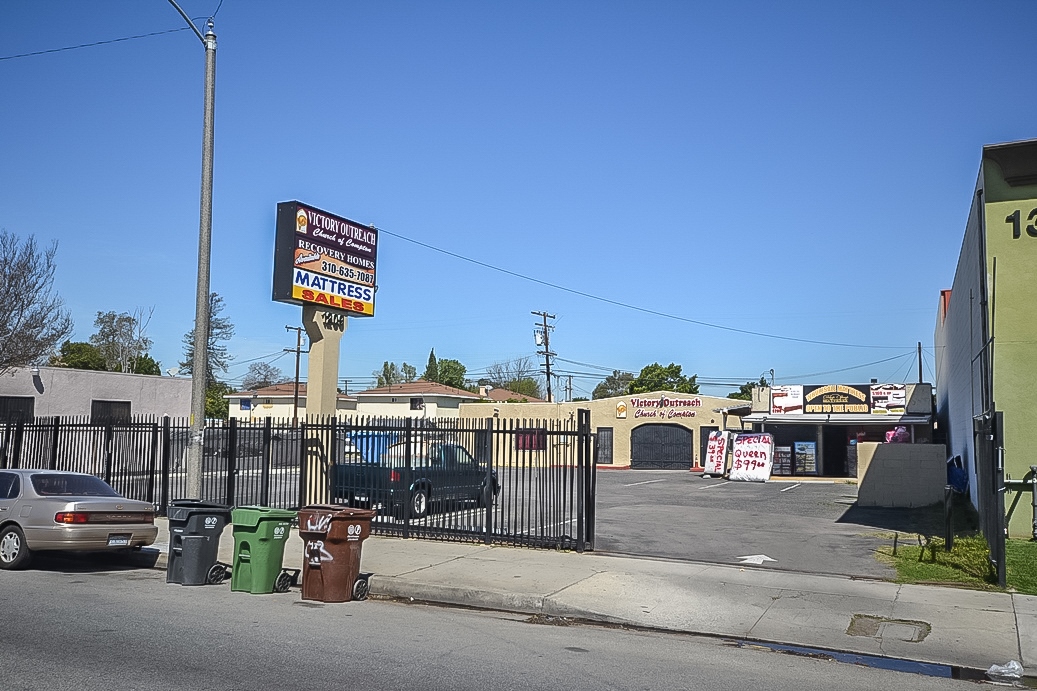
877 534 1037 595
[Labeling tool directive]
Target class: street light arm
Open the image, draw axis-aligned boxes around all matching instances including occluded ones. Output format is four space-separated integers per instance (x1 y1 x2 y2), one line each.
167 0 205 44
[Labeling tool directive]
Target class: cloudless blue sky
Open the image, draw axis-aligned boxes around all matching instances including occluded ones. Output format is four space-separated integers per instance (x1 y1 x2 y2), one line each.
2 1 1033 397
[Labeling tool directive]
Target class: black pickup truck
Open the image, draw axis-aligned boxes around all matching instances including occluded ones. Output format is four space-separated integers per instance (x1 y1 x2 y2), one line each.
331 440 498 519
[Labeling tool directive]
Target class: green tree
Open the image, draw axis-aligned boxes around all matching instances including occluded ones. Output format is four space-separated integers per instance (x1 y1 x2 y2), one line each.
90 308 153 373
374 361 401 387
436 359 467 389
628 363 699 395
0 230 73 375
505 377 542 399
205 382 233 419
422 349 439 382
242 361 285 390
48 341 107 371
728 376 768 400
179 292 234 386
400 363 417 383
592 370 634 399
129 353 162 376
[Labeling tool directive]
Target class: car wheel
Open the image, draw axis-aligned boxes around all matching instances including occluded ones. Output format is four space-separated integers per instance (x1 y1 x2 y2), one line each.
0 525 31 570
410 487 429 519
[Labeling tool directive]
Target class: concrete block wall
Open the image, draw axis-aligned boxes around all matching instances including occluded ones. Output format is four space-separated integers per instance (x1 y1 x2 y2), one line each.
857 442 947 508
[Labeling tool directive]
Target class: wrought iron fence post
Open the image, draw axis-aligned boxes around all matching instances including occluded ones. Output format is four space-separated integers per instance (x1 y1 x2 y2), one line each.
403 417 412 539
226 417 238 507
160 416 171 515
579 408 595 551
147 422 159 505
576 411 587 553
297 420 307 510
11 420 25 469
48 417 60 470
103 423 114 485
261 417 272 507
484 417 494 544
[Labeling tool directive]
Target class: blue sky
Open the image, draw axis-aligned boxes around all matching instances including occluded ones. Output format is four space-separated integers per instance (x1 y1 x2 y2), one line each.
2 1 1033 397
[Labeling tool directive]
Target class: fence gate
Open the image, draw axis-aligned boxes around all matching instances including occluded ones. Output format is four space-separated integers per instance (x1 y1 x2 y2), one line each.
630 423 694 469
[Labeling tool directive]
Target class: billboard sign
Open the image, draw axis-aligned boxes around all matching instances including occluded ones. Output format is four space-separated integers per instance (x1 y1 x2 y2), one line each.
870 384 906 414
803 384 870 414
273 201 377 317
770 385 803 414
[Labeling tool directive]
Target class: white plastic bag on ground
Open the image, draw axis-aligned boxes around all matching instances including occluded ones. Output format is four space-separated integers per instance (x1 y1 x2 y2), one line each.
986 660 1023 682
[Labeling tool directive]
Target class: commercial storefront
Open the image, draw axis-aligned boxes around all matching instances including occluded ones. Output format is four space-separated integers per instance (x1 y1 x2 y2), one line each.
460 391 749 469
742 383 934 477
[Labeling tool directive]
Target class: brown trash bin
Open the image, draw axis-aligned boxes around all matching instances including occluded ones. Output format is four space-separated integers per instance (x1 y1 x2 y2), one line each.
298 504 377 603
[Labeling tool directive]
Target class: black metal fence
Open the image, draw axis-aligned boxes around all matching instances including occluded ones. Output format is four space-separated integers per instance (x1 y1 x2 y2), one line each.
0 410 595 551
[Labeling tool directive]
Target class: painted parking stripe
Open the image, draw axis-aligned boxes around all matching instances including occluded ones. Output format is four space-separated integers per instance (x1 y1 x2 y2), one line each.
779 483 802 492
623 479 667 487
698 481 731 490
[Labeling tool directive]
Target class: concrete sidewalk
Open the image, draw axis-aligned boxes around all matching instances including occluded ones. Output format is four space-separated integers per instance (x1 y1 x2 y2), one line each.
147 518 1036 679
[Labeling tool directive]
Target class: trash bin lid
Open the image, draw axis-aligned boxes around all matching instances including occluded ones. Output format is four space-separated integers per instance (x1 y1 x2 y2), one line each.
168 499 233 517
231 505 297 528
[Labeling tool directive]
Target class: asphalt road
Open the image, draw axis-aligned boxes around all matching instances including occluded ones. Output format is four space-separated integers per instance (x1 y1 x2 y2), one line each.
593 471 938 578
0 562 972 691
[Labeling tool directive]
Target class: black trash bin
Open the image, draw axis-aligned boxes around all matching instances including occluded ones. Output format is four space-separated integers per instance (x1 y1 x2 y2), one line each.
166 499 233 586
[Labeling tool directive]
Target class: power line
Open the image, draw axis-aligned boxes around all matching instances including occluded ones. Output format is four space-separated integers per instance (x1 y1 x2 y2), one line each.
0 27 193 61
783 351 915 380
378 227 911 350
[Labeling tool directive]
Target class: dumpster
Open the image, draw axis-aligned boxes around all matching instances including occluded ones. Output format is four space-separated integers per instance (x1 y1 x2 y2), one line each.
298 504 376 602
166 500 233 586
230 506 298 594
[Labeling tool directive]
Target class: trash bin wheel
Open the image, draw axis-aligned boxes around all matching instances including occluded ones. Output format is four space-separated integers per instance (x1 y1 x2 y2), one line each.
206 563 227 585
352 576 370 601
274 571 293 593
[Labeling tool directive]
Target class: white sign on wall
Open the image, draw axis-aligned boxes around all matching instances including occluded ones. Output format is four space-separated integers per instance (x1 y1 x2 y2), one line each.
771 386 803 414
703 431 730 476
729 433 775 482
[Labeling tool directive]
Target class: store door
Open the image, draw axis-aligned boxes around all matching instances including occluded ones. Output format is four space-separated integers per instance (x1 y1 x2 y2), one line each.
630 424 694 469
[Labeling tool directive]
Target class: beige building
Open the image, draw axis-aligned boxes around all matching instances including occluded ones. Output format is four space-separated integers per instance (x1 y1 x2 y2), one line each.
461 391 749 468
227 380 480 421
226 382 357 420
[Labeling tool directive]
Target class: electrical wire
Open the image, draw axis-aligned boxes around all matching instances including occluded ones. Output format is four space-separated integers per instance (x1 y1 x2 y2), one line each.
782 351 915 380
0 27 193 61
378 227 913 350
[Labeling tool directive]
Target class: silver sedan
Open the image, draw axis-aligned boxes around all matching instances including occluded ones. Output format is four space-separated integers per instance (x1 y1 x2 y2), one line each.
0 469 158 569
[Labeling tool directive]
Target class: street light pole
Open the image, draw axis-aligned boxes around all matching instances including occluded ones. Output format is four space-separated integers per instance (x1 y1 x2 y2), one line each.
169 1 216 500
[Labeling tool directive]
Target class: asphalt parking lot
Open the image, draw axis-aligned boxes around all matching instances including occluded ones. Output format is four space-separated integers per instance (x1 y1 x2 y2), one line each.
593 470 949 579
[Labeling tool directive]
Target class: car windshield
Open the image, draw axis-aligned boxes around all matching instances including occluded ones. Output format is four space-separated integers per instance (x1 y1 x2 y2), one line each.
30 473 120 497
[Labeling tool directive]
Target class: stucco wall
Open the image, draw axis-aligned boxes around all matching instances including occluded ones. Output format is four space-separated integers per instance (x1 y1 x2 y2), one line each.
0 366 192 418
461 392 742 467
856 442 947 508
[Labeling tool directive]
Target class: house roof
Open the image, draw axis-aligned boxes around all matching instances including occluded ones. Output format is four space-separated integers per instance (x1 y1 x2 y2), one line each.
484 388 545 403
354 380 480 400
226 382 355 401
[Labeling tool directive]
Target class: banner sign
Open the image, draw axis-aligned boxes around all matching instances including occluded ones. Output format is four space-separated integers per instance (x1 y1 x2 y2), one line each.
870 384 906 414
703 431 730 476
729 433 774 482
771 385 803 414
273 201 377 317
803 384 870 414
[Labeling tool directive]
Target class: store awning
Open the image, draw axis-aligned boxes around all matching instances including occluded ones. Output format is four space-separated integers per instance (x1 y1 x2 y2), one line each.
742 413 932 426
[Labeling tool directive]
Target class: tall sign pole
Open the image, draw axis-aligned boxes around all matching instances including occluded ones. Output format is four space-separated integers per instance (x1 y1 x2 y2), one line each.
169 1 217 499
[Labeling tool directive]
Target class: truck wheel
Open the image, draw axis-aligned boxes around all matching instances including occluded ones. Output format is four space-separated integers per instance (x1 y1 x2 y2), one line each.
0 525 31 570
410 487 429 519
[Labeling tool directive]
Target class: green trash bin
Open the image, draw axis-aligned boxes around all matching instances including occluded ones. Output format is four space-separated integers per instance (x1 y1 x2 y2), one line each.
230 506 298 594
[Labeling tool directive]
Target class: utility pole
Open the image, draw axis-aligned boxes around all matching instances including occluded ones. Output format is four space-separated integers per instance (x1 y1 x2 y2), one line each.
917 341 923 383
169 0 217 501
285 325 305 427
566 375 573 402
532 311 555 402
